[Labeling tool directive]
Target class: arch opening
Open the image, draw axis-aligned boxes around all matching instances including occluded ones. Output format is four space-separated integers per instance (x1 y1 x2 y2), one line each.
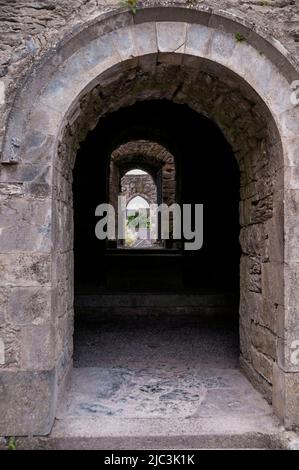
66 53 284 429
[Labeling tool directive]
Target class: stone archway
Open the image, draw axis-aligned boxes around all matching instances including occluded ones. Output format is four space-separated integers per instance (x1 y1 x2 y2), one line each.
109 140 176 248
111 140 176 206
0 6 298 436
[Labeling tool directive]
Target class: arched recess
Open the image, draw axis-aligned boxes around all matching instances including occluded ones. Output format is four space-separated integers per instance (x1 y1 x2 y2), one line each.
0 6 298 436
108 140 176 247
110 140 176 207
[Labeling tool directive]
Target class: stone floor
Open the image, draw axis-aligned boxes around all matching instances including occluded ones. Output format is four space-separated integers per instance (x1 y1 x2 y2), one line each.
51 310 282 449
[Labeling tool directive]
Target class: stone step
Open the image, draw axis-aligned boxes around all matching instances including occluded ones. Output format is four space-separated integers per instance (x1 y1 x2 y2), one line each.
9 416 282 450
75 292 238 313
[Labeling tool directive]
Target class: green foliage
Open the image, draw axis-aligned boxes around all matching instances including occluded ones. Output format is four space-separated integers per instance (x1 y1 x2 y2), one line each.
7 437 17 450
127 212 150 229
234 32 246 43
122 0 139 15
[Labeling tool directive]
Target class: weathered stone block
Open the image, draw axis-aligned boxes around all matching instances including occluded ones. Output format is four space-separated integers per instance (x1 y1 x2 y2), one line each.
277 337 299 374
134 22 158 57
135 6 211 27
239 317 252 363
84 34 118 70
285 262 299 308
110 26 136 62
22 131 55 164
284 372 299 429
210 30 236 61
0 288 7 325
157 21 187 55
0 80 4 105
285 190 299 263
285 167 299 191
0 199 52 253
0 324 20 368
185 24 212 57
0 369 56 436
251 322 277 360
52 204 73 254
27 103 63 139
250 195 273 225
240 289 263 323
264 217 284 264
272 362 285 422
56 312 74 366
0 253 51 287
138 53 157 74
8 287 51 326
240 355 272 404
276 305 299 372
273 364 299 429
53 170 72 205
251 346 274 385
284 138 299 167
262 262 284 306
0 163 50 185
0 182 23 197
0 338 4 365
229 39 285 110
249 257 261 293
262 298 281 334
278 107 299 141
21 325 55 371
239 224 266 258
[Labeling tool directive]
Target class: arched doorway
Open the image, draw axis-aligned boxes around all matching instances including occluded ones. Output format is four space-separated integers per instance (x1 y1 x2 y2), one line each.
0 7 298 438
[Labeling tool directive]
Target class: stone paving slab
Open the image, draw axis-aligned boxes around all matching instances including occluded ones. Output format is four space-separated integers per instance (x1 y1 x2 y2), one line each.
57 365 275 421
49 312 281 449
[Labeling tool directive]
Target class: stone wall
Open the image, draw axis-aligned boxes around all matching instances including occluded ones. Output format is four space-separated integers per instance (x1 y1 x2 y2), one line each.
0 2 298 434
0 1 298 159
121 174 157 206
111 140 176 208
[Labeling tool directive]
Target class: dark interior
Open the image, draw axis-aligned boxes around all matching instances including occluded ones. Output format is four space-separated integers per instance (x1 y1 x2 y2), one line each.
73 100 240 295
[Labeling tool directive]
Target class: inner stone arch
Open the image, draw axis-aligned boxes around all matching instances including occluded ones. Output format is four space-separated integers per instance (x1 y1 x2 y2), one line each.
72 96 242 426
109 139 176 249
63 54 282 419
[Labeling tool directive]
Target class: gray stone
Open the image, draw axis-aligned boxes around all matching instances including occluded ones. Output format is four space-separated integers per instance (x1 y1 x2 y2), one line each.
273 364 299 430
156 21 187 54
21 325 55 370
285 262 299 308
0 199 52 253
0 288 8 325
262 262 284 306
0 1 299 437
0 369 56 436
210 30 236 59
185 23 212 57
0 253 51 287
251 346 274 385
251 323 277 360
285 190 299 263
0 324 20 368
133 22 158 57
0 80 4 105
8 287 51 326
